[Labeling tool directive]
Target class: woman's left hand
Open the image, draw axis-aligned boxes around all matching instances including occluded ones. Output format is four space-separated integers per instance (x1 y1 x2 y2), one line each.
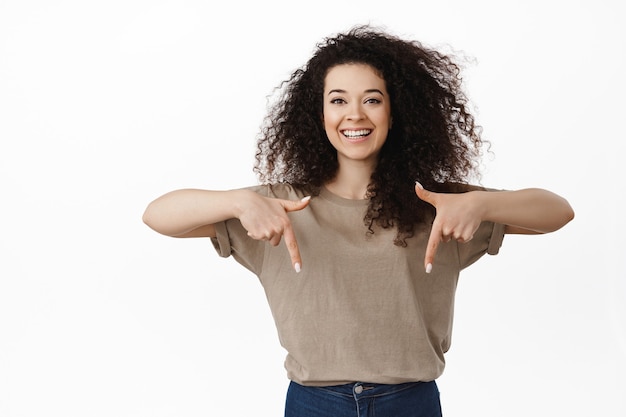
414 182 484 273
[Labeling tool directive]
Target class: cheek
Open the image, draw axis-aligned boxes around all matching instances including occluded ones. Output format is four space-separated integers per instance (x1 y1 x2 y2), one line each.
380 106 392 126
322 110 340 131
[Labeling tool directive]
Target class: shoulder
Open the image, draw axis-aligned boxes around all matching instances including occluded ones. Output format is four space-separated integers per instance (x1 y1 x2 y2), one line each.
244 183 308 200
436 182 505 193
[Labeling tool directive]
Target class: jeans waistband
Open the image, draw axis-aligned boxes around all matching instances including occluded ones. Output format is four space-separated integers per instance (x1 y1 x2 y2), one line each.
316 381 430 399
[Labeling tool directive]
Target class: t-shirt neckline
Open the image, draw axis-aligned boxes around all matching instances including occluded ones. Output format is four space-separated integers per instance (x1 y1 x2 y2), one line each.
319 186 369 207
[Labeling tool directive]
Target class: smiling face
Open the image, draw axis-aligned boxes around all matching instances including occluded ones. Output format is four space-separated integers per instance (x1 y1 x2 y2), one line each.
323 63 392 168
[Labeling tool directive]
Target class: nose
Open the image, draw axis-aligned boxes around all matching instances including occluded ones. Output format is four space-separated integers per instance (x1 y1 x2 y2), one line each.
346 102 365 121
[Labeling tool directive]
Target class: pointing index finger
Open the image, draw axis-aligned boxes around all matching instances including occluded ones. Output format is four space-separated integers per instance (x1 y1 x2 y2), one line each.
425 221 442 273
282 222 303 273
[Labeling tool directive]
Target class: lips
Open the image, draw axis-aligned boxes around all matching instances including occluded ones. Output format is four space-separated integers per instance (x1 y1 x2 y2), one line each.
341 129 372 141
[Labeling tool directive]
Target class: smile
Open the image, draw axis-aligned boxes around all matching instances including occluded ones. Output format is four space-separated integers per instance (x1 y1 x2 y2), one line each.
341 129 372 139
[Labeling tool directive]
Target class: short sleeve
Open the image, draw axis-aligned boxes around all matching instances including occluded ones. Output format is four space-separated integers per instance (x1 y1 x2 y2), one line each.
210 217 266 276
211 220 232 258
457 221 506 269
209 185 272 276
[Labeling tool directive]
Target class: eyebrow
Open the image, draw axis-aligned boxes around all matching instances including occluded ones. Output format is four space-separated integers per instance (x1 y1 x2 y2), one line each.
327 88 385 96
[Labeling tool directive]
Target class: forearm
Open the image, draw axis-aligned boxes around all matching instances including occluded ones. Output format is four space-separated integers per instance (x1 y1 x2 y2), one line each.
142 188 247 237
478 188 574 234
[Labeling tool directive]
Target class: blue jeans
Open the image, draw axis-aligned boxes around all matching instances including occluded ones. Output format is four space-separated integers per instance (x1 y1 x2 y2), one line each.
284 380 443 417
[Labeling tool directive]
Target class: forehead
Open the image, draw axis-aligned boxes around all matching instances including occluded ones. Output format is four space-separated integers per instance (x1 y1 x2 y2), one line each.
324 64 387 91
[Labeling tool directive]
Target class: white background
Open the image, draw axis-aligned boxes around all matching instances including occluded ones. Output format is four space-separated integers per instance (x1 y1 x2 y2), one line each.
1 0 624 416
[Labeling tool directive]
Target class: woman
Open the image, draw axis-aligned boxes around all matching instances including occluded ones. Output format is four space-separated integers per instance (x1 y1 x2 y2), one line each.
143 25 574 417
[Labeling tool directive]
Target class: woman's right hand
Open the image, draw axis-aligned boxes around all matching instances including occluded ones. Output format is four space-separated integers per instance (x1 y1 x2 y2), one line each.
144 188 311 272
234 190 311 272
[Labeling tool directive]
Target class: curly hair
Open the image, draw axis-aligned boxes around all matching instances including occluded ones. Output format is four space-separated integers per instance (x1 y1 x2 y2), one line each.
254 25 486 246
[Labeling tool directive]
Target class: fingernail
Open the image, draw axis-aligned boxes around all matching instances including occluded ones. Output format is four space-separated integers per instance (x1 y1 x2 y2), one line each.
415 181 424 190
301 196 311 202
425 263 432 274
294 262 301 273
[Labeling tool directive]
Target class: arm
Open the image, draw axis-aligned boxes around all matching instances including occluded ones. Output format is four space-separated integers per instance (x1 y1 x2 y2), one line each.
142 188 311 271
414 183 574 272
473 188 575 235
142 189 247 238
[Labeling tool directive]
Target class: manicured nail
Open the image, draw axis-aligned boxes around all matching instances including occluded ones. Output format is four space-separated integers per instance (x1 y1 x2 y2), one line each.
301 196 311 202
415 181 424 190
294 262 301 273
425 263 432 274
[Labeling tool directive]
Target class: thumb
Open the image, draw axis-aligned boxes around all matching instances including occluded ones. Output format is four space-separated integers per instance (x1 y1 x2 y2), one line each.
415 181 437 206
281 195 311 213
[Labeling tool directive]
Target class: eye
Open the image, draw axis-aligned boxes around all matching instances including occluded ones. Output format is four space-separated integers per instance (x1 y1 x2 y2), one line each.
330 97 346 104
364 98 382 104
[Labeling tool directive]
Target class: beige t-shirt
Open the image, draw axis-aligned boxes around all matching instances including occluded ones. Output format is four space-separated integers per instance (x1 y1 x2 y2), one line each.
211 183 505 386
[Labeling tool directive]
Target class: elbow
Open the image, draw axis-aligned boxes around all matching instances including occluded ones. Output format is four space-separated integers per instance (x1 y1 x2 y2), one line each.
533 196 575 234
142 208 154 230
551 198 575 232
142 202 162 233
563 202 575 227
142 199 193 237
561 195 575 225
142 207 152 228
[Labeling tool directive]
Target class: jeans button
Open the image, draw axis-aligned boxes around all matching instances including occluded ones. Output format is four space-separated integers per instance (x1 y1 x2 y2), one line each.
354 385 364 394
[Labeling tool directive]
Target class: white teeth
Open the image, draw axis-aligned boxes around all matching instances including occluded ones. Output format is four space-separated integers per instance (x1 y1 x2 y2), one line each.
342 129 371 138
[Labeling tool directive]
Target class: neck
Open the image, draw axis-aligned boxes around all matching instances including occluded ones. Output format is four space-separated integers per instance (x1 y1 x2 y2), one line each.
325 159 376 200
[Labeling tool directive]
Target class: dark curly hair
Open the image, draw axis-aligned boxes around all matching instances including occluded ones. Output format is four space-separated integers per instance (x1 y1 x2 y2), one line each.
254 25 486 246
